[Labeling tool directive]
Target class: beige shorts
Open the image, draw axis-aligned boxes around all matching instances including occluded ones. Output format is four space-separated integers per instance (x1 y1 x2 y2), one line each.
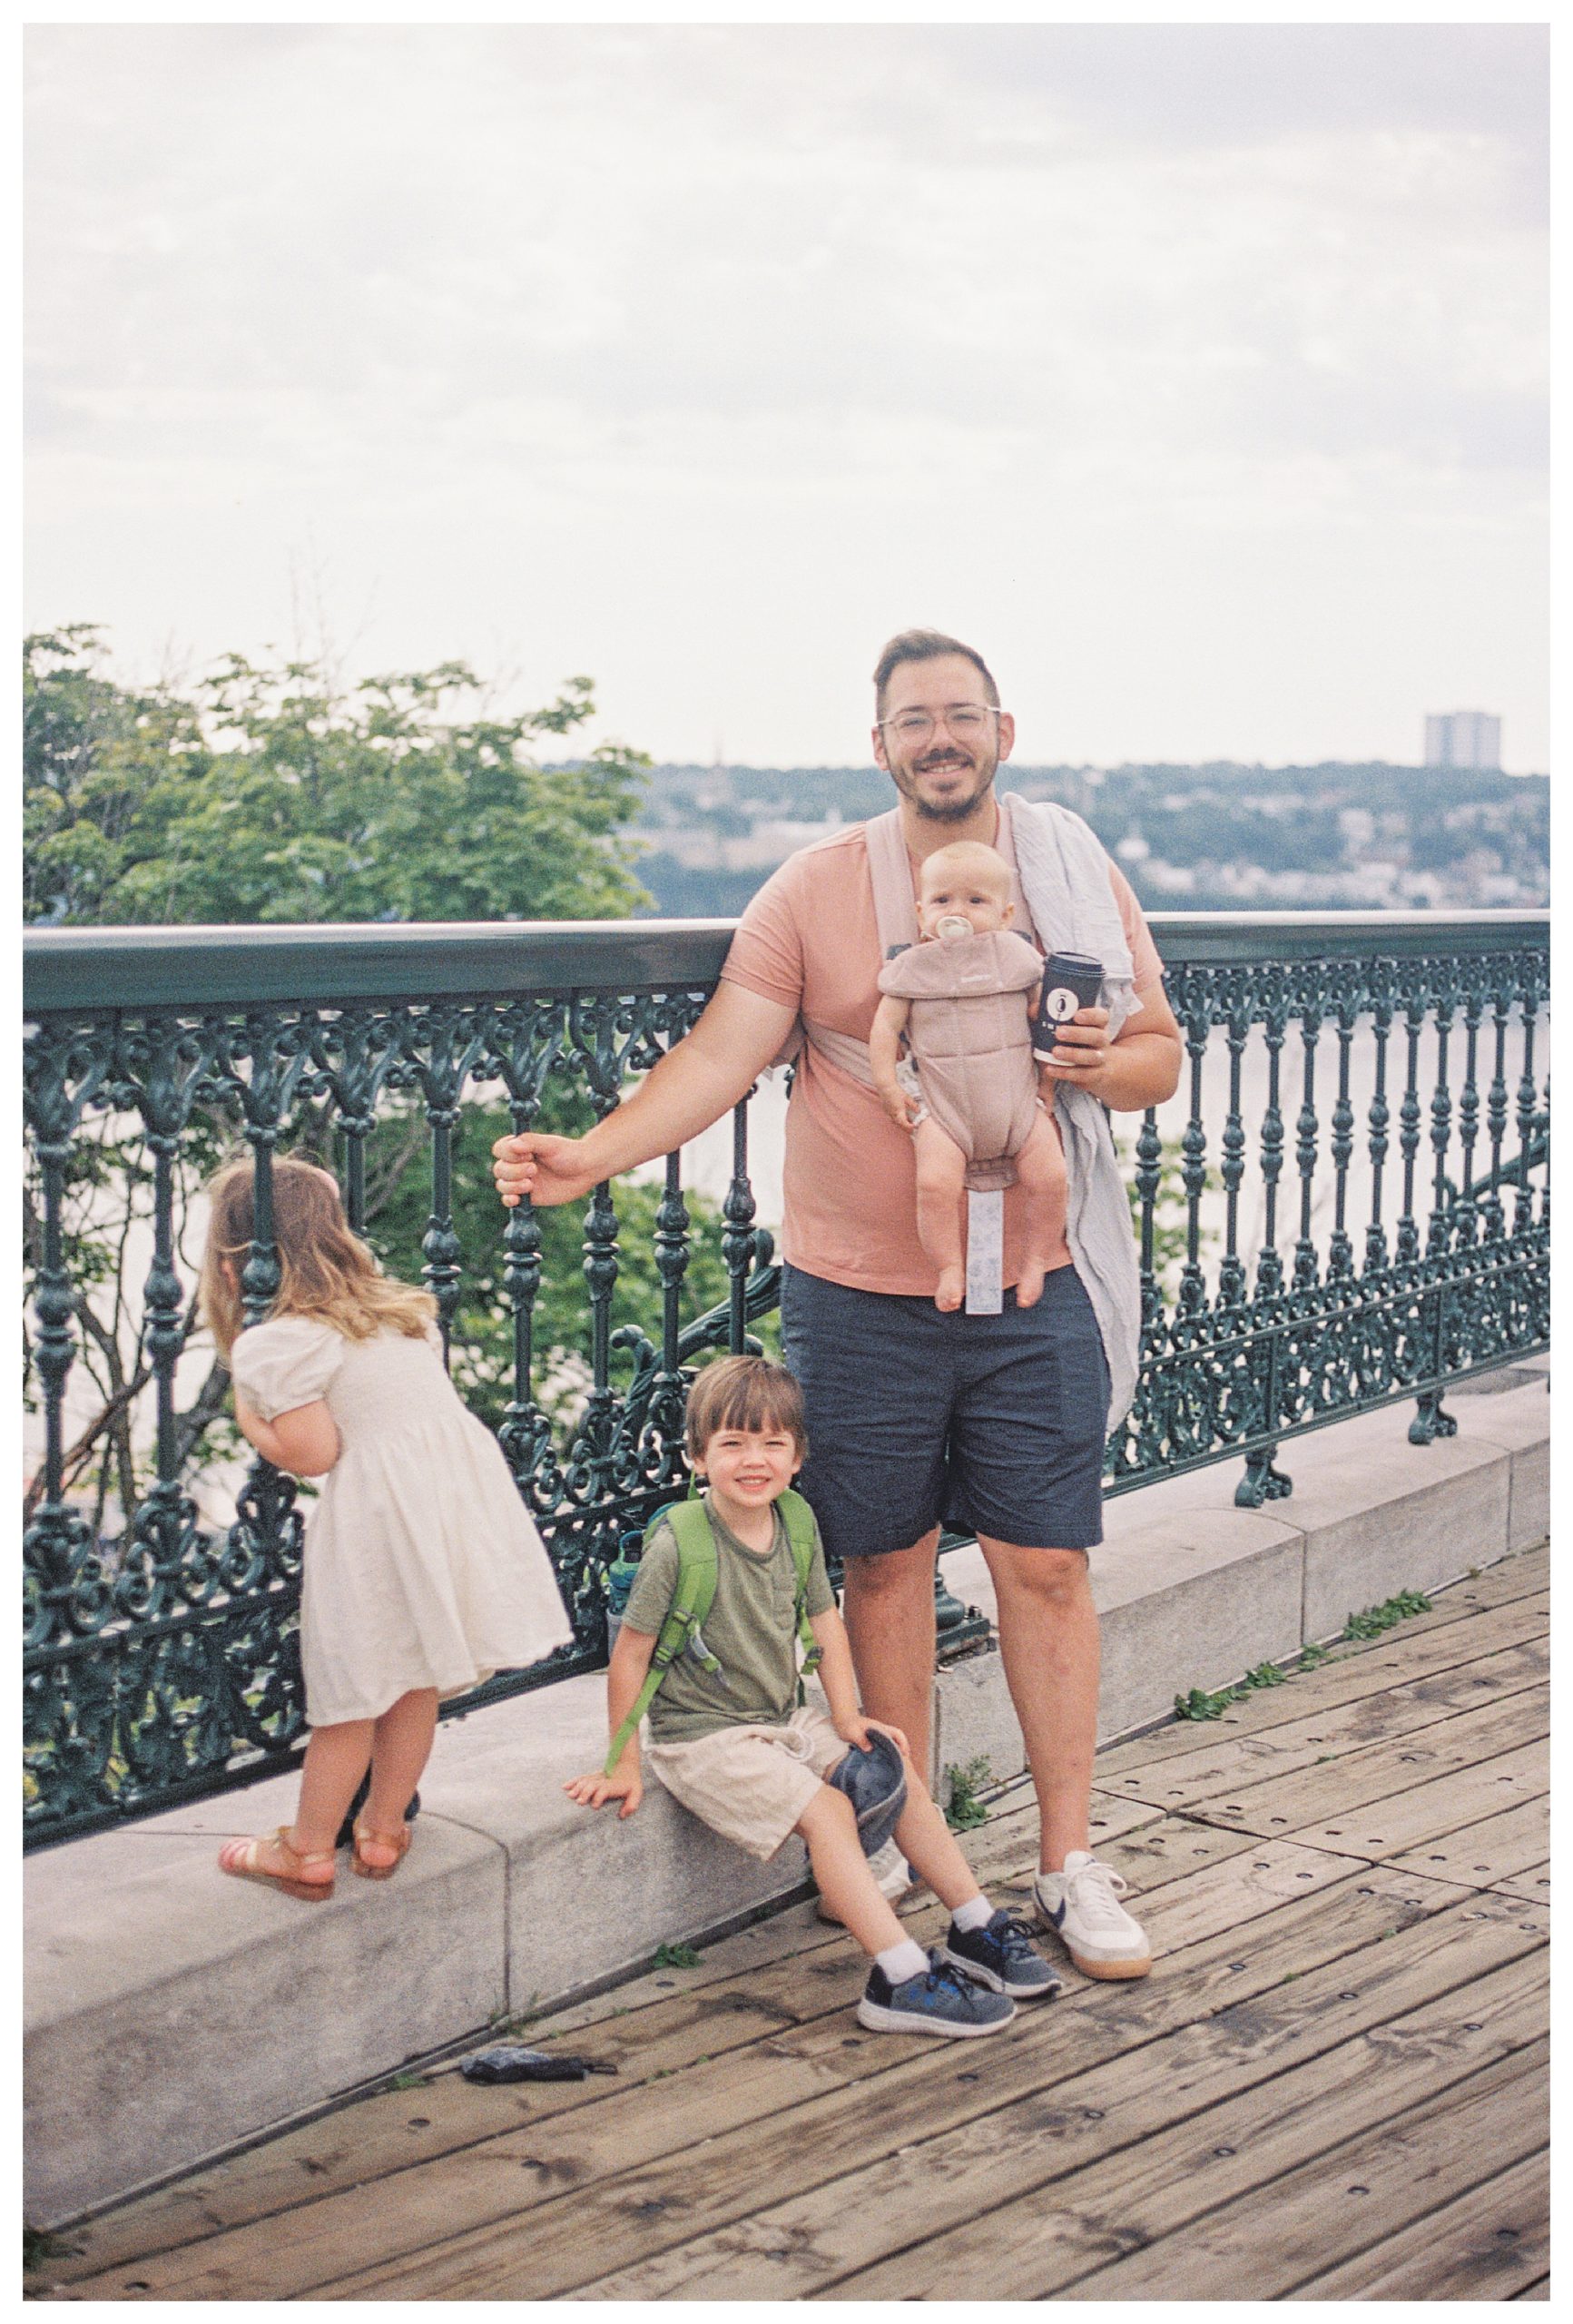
644 1704 849 1861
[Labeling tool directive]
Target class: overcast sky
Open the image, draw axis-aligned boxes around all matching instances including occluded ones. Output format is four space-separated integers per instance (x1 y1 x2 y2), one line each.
25 23 1548 770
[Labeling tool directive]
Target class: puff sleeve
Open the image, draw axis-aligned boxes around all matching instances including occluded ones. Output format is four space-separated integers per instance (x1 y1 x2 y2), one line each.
229 1316 346 1419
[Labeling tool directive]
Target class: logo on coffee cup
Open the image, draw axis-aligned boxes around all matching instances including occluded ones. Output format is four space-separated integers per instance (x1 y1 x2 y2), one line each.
1041 983 1082 1024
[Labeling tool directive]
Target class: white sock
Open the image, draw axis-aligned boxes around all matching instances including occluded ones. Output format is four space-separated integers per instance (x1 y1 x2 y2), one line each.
876 1938 928 1985
951 1894 995 1934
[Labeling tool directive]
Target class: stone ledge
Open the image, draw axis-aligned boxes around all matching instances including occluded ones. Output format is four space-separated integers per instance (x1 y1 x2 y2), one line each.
24 1375 1549 2229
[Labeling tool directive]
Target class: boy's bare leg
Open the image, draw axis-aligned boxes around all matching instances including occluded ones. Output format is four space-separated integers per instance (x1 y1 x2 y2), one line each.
979 1539 1099 1870
1009 1111 1067 1309
796 1788 908 1954
910 1118 968 1311
840 1531 940 1782
890 1775 986 1917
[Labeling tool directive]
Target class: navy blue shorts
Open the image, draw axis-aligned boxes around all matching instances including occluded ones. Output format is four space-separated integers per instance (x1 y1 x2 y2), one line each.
779 1263 1111 1561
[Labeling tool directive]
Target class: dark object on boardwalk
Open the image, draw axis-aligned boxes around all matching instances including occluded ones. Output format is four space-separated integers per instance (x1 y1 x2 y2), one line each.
1032 950 1105 1059
828 1730 908 1857
460 2045 618 2084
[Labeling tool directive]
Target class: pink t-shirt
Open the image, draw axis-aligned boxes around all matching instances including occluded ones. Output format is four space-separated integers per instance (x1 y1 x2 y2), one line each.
720 805 1165 1296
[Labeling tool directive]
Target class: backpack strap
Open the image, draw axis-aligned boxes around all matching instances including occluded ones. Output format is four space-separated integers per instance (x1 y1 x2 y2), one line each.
602 1497 722 1774
776 1487 824 1698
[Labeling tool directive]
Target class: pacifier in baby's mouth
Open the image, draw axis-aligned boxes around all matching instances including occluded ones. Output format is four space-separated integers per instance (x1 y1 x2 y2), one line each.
933 914 976 940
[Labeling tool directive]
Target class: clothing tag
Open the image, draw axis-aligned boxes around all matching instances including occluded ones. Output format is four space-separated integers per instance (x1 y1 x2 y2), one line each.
965 1190 1005 1315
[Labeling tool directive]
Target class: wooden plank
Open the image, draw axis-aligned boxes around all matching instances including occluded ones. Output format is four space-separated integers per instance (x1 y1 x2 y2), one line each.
1106 1639 1548 1813
38 1984 810 2287
823 1935 1548 2300
1093 1584 1548 1783
1050 2037 1548 2301
1036 1813 1259 1902
1190 1691 1547 1840
575 1912 1548 2302
1388 1800 1550 1893
42 1546 1547 2301
1513 2277 1551 2298
1491 1860 1551 1905
1289 1738 1548 1862
287 1869 1496 2300
1286 2146 1548 2299
46 1786 1155 2285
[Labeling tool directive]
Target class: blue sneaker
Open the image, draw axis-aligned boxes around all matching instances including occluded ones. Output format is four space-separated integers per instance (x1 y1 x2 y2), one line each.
940 1909 1064 1999
857 1950 1017 2038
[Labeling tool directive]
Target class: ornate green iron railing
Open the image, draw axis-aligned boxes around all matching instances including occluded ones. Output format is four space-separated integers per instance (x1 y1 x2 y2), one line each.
23 911 1548 1846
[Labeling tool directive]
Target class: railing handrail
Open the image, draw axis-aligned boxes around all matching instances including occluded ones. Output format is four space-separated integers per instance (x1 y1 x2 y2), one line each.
23 908 1552 1014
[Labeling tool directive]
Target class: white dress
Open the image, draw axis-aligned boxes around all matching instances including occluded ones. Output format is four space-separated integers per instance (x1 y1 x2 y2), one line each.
229 1315 574 1728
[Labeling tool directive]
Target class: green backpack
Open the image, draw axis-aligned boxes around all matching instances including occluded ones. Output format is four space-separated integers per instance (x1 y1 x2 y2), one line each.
603 1490 823 1775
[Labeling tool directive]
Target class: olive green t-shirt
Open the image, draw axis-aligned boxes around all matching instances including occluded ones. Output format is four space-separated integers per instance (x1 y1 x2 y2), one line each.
623 1496 836 1745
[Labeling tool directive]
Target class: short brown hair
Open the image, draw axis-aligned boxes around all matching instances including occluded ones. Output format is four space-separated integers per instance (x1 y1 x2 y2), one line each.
872 629 1000 717
685 1354 808 1464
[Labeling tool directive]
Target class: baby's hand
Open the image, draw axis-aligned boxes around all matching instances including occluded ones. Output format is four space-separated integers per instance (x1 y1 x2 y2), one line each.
564 1768 643 1819
877 1084 917 1131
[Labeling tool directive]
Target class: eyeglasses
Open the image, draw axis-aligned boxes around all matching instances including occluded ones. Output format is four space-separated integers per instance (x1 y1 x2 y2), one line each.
877 704 1001 744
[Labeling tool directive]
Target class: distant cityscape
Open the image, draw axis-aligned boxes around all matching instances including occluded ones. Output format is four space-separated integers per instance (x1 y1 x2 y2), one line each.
617 751 1548 921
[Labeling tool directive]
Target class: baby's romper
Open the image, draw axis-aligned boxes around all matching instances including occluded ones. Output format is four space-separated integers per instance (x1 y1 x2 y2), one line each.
877 928 1047 1172
229 1316 574 1726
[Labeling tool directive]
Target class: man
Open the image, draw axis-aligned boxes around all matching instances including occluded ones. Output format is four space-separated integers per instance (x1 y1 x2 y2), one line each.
494 631 1183 1978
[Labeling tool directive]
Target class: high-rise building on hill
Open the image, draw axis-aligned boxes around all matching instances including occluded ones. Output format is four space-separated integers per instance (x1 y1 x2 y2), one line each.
1425 711 1502 771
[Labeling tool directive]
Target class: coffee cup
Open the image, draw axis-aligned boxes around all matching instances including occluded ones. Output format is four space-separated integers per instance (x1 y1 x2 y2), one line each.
1033 951 1105 1059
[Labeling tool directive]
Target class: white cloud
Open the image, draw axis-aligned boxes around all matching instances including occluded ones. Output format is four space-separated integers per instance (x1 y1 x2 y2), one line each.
25 23 1548 767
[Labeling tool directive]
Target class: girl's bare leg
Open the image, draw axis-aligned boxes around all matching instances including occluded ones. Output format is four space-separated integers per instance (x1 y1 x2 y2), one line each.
911 1118 969 1310
286 1718 378 1861
796 1787 908 1955
1010 1112 1068 1308
359 1688 440 1866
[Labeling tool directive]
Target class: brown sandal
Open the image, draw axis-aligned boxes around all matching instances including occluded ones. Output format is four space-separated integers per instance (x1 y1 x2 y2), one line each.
352 1818 412 1879
218 1827 336 1902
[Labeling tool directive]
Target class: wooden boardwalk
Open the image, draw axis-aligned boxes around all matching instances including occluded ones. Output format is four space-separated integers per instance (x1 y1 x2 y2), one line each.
33 1542 1548 2302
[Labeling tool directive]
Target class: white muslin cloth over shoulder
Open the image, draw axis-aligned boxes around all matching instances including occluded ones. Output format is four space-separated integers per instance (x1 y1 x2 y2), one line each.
229 1315 574 1727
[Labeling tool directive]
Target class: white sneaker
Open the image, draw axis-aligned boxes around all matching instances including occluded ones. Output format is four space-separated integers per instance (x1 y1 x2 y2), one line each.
1032 1851 1152 1979
816 1839 911 1925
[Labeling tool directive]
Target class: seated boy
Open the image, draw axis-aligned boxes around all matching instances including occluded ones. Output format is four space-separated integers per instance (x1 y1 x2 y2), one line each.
566 1354 1060 2036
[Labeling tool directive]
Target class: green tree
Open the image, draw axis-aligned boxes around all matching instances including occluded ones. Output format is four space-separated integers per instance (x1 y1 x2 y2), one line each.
24 627 746 1544
24 628 652 926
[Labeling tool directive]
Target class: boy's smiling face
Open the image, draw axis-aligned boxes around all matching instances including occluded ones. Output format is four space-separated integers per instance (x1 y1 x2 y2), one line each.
693 1424 800 1523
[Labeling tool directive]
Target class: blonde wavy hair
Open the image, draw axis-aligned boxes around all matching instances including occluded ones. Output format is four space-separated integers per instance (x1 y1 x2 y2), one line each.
201 1156 437 1359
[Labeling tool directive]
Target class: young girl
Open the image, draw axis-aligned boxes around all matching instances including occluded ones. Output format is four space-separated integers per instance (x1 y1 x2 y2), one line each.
202 1155 573 1900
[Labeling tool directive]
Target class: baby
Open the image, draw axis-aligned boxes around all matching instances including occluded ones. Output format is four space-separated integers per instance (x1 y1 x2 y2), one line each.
870 841 1067 1313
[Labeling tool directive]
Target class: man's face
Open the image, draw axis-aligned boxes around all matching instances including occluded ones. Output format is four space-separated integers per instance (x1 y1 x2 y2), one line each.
872 652 1016 823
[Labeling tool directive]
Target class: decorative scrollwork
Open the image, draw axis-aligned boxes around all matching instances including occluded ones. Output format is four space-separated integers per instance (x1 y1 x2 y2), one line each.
22 929 1549 1845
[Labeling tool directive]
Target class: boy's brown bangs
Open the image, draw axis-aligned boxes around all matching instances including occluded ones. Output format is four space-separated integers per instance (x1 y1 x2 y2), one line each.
686 1355 806 1452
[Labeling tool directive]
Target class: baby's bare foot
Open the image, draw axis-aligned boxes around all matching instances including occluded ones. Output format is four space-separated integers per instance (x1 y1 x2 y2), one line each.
1015 1264 1047 1309
935 1266 965 1312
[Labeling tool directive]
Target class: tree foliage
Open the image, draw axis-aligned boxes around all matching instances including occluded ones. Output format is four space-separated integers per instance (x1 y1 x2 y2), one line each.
24 625 744 1547
24 625 652 926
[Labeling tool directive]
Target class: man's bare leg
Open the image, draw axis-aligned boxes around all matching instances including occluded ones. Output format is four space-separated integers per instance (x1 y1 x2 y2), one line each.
910 1118 968 1311
1009 1113 1067 1310
978 1538 1099 1871
840 1531 941 1783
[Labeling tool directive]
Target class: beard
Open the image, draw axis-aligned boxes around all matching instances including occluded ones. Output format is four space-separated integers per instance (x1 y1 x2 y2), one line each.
891 752 998 822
